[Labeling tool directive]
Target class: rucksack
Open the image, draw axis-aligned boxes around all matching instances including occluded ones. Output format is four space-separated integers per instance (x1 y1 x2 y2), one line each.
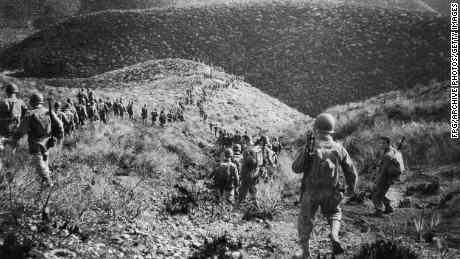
243 146 263 171
214 162 235 190
308 141 342 190
29 109 51 138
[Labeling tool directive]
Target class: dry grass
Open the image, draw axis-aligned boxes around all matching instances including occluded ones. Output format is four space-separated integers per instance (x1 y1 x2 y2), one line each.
322 81 459 172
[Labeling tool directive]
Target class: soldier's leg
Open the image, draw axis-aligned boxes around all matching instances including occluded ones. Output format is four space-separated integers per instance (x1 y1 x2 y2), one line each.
248 180 257 203
322 191 344 255
32 152 52 188
298 193 318 258
372 182 391 213
238 179 249 203
382 184 394 213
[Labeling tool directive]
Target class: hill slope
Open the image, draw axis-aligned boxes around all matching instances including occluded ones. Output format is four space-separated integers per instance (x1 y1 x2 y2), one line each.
0 59 311 258
0 2 448 115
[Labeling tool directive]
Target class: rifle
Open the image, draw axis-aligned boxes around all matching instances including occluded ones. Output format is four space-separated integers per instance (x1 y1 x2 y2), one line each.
298 131 315 203
397 136 405 150
46 93 60 149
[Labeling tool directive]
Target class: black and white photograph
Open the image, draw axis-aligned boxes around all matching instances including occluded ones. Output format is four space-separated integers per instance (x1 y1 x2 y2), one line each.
0 0 457 258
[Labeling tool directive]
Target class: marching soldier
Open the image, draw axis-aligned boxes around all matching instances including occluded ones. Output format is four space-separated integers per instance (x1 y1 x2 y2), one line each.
151 108 158 125
213 148 239 204
12 93 64 189
371 137 405 216
292 113 357 258
141 104 148 124
0 83 27 138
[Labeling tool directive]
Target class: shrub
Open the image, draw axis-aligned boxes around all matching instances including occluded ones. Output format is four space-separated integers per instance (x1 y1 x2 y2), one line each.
190 232 242 259
242 179 282 221
353 240 418 259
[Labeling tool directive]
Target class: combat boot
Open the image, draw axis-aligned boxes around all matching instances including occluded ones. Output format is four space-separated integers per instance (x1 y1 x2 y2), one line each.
330 219 345 255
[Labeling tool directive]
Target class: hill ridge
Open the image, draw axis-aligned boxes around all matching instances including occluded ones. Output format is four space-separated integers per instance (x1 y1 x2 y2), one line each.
0 2 448 115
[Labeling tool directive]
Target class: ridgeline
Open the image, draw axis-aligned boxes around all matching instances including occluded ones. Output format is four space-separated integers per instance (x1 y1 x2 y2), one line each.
0 2 448 115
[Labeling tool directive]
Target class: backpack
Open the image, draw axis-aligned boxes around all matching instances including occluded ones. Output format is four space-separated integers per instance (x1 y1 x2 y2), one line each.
243 146 263 171
0 99 23 135
29 109 52 138
7 99 22 122
308 141 342 190
214 162 235 190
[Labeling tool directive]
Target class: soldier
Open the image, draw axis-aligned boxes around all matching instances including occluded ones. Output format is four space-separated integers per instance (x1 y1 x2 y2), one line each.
213 125 218 137
0 83 27 138
127 101 134 120
88 100 99 121
167 110 173 123
77 88 87 104
141 104 148 124
292 113 357 258
87 89 95 103
75 98 88 126
232 144 244 175
371 137 405 216
62 102 76 135
238 141 263 206
233 130 242 145
260 135 275 167
119 99 126 119
54 102 71 138
98 98 109 124
12 93 64 189
159 110 166 127
151 108 158 125
213 148 239 204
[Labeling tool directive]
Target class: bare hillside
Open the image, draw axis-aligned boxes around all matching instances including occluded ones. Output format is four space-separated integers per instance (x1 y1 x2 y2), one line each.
0 2 448 115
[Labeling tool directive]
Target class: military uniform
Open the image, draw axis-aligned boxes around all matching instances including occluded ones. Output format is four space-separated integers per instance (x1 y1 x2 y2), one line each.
292 113 357 258
151 110 158 125
238 145 263 204
13 97 64 188
372 146 405 214
295 135 357 257
0 96 27 137
213 149 239 203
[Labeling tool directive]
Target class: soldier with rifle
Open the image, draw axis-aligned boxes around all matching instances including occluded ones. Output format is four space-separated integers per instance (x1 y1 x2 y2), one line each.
371 136 405 216
12 93 64 189
292 113 357 258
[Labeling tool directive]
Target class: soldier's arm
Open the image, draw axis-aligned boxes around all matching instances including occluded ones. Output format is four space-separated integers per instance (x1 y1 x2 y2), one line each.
291 146 307 174
50 111 65 138
340 146 358 193
234 164 240 187
21 101 28 119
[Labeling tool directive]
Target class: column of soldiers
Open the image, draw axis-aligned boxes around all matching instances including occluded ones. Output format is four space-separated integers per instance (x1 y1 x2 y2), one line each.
210 113 405 258
1 83 406 258
210 123 284 207
0 84 191 191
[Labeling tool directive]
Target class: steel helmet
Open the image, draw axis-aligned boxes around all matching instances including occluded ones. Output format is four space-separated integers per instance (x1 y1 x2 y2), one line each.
224 148 233 158
233 144 242 153
4 83 18 94
30 92 44 106
314 113 336 134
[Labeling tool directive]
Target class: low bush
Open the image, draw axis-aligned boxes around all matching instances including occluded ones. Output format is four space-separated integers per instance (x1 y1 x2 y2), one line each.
353 240 418 259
